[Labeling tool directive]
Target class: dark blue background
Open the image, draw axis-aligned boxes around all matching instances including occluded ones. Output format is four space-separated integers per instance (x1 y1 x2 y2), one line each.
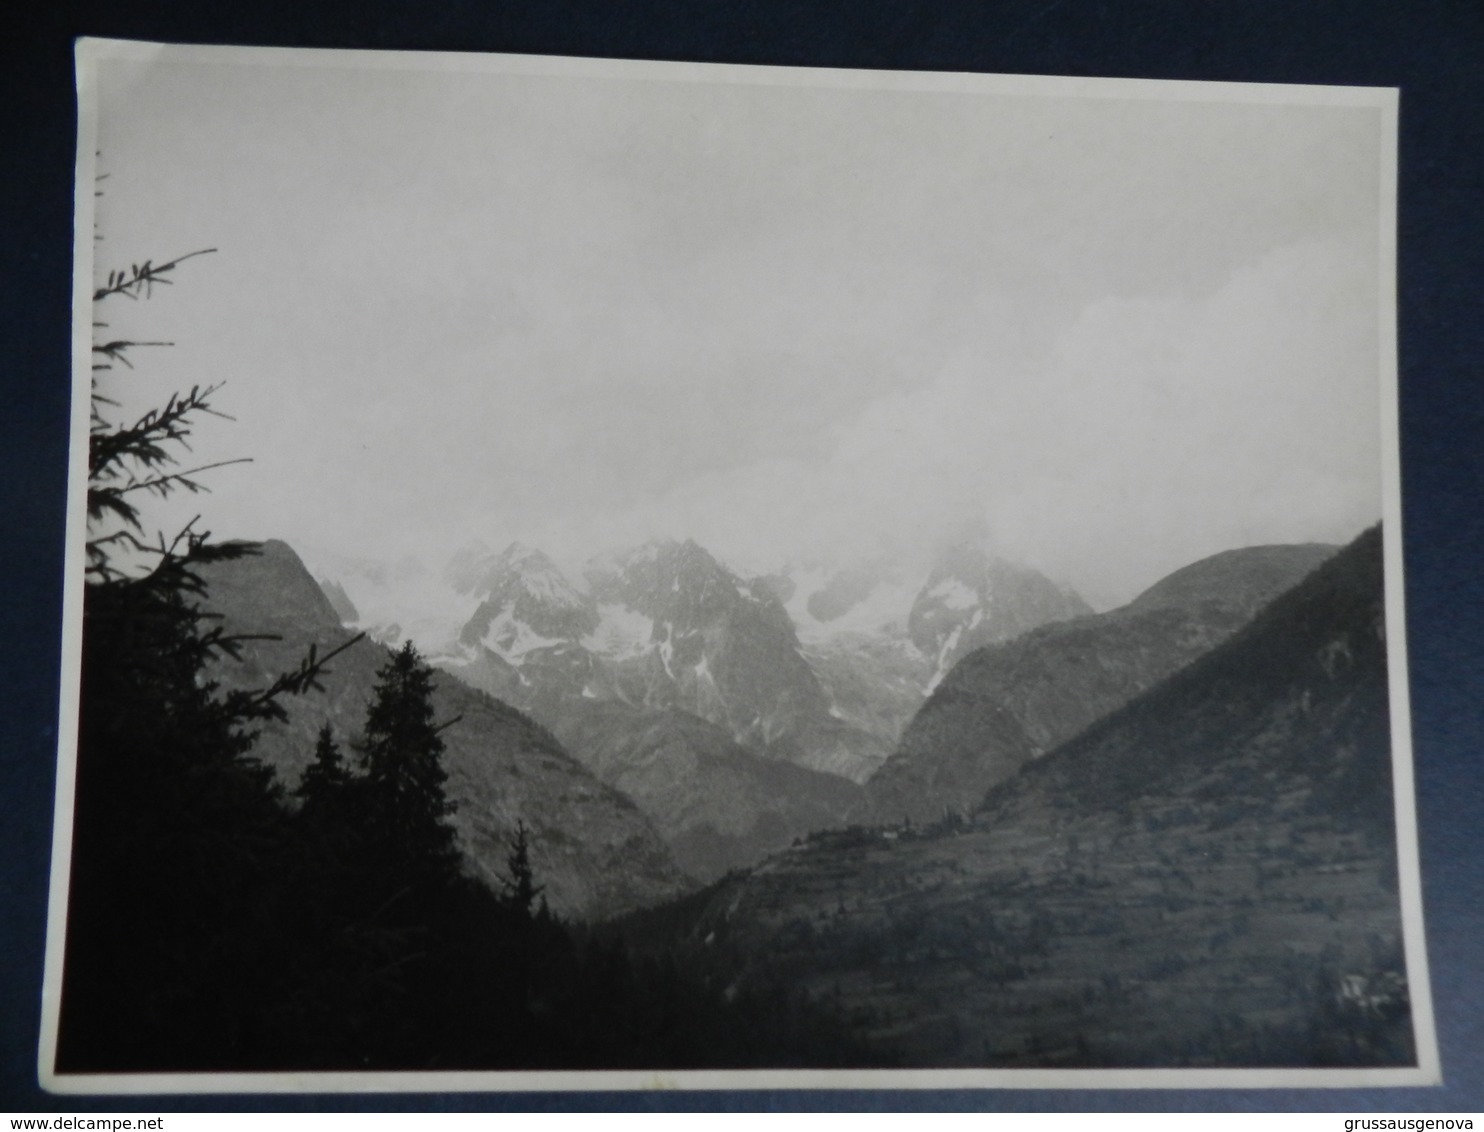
4 0 1481 1113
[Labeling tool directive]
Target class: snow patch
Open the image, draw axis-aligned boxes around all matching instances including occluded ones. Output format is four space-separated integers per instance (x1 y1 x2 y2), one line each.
582 603 655 659
514 563 587 610
734 578 773 606
925 623 966 694
658 627 675 677
926 577 980 611
481 606 566 665
426 641 479 669
694 652 716 687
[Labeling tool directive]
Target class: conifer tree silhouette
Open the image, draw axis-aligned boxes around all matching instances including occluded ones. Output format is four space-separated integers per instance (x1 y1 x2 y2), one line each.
356 641 461 890
502 819 544 917
298 722 350 811
59 228 356 1071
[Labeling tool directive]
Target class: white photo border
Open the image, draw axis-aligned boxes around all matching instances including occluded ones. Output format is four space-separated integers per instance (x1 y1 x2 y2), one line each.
41 36 1436 1094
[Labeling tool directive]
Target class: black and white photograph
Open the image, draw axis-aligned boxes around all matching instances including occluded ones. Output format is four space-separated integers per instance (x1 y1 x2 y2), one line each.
42 39 1436 1090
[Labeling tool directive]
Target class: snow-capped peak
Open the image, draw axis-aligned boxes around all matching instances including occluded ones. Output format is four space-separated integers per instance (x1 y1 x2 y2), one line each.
489 542 589 611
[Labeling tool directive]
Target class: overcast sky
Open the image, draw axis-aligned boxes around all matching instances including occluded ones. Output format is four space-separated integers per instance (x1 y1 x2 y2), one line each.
86 49 1390 608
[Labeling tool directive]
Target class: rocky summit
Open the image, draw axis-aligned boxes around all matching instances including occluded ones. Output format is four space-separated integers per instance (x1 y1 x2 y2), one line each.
907 543 1093 691
459 542 600 647
582 538 839 761
775 544 1093 777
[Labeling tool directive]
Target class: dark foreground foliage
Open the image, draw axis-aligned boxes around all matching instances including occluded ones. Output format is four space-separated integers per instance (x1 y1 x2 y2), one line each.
59 611 870 1070
57 245 869 1073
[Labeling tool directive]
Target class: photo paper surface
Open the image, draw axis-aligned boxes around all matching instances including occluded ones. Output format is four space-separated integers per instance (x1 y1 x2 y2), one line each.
43 38 1435 1091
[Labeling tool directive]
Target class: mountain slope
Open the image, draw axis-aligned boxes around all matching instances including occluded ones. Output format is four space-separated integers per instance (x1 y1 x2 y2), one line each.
802 633 933 758
584 539 842 761
622 527 1412 1068
198 540 689 920
547 700 865 882
775 547 1091 776
908 545 1093 689
868 542 1336 824
988 536 1383 821
459 542 600 649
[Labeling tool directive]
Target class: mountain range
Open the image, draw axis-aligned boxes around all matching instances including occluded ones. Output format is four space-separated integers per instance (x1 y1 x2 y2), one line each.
617 527 1411 1068
192 518 1413 1069
427 535 1094 770
300 529 1349 902
867 542 1338 825
413 534 1101 878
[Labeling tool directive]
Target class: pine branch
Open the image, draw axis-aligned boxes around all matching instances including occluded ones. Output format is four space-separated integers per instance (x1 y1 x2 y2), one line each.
90 383 234 483
92 339 173 370
85 520 258 589
93 248 216 303
111 458 254 501
213 633 367 726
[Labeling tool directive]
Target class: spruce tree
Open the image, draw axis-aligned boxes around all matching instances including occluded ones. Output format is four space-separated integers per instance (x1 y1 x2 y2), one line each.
298 723 350 811
356 641 461 889
502 820 544 917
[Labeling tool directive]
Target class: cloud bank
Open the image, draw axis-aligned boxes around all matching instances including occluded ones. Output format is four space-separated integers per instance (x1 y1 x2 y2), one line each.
514 235 1379 608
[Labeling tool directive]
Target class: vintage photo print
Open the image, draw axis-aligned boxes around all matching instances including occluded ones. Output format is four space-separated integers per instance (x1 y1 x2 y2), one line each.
43 38 1436 1091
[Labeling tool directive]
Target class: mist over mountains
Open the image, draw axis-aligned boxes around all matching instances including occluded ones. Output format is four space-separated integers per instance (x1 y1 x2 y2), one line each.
187 517 1413 1069
289 525 1362 898
299 528 1098 879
